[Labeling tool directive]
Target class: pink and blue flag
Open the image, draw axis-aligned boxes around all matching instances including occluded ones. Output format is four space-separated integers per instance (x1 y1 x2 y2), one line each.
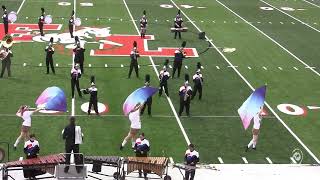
238 85 266 130
123 87 158 115
35 86 67 112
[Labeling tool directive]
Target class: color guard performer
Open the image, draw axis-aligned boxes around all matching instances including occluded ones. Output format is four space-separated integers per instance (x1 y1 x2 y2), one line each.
38 8 45 36
73 36 85 73
140 10 147 38
246 107 263 151
134 133 150 179
128 41 140 78
174 10 183 39
71 63 82 98
2 5 8 34
172 41 187 78
191 62 203 100
178 74 192 116
120 103 144 150
140 74 152 116
45 37 55 74
159 59 170 97
14 106 41 149
184 144 199 180
69 11 75 38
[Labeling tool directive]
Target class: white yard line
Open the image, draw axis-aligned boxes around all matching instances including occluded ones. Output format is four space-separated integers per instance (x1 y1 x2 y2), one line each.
123 0 191 145
242 157 249 164
266 157 273 164
172 0 320 164
17 0 27 14
71 0 76 116
260 0 320 33
215 0 320 77
302 0 320 8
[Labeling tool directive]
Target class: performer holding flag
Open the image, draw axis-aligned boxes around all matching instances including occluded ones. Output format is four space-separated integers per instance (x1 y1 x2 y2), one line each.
172 41 186 78
14 106 41 149
140 74 152 116
191 62 203 100
128 41 140 78
246 107 263 151
38 8 45 36
45 37 55 74
69 11 75 38
2 5 8 34
140 10 147 39
178 74 192 116
159 59 170 97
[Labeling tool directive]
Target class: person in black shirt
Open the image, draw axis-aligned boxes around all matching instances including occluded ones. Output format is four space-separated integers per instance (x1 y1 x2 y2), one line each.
172 42 186 78
140 10 147 39
38 8 45 36
69 11 74 38
179 74 193 116
2 6 8 34
62 117 83 173
184 144 199 180
45 37 55 74
140 74 152 116
73 36 85 73
128 41 140 78
87 82 99 115
159 59 170 97
174 10 183 39
191 63 203 100
0 45 13 78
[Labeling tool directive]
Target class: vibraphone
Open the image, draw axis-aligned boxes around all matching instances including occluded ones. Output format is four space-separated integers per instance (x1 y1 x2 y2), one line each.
2 154 65 180
84 156 122 180
170 27 188 32
124 157 171 180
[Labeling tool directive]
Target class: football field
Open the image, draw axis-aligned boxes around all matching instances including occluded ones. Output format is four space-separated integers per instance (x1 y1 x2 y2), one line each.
0 0 319 165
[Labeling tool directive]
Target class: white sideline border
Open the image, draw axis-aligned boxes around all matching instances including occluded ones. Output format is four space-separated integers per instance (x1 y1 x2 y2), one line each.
260 0 320 33
122 0 191 145
216 0 320 77
170 0 320 163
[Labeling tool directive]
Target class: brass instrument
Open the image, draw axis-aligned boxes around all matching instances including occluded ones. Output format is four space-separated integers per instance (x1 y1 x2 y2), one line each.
0 35 13 61
184 87 189 101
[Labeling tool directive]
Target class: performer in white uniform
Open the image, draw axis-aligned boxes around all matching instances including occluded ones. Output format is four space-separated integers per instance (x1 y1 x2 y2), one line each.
120 103 144 150
246 107 263 151
14 105 41 149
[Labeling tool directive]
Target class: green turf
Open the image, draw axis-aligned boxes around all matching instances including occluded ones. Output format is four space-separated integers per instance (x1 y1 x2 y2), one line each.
0 0 319 164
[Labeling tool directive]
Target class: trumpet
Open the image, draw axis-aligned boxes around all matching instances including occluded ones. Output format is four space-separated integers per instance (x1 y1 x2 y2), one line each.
183 88 189 101
0 35 13 61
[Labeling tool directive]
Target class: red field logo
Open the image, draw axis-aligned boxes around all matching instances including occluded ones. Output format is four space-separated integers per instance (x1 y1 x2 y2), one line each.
0 23 198 58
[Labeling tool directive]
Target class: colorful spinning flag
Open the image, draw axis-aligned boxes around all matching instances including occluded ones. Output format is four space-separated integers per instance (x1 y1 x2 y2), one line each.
35 86 67 112
123 87 158 115
238 85 266 130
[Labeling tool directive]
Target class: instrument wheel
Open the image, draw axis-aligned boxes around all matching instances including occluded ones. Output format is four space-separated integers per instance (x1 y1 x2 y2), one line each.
113 172 120 179
164 175 171 180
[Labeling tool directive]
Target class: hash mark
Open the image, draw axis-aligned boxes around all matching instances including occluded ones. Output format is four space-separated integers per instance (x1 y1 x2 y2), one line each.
218 157 224 164
242 157 248 164
263 66 267 70
216 66 220 69
266 157 273 164
293 67 298 70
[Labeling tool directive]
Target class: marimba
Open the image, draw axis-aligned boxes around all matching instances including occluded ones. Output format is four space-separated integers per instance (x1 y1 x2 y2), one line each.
2 154 65 180
170 27 188 32
84 156 122 179
124 157 171 179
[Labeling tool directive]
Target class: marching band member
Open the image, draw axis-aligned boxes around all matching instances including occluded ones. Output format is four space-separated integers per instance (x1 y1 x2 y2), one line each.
71 63 82 98
23 134 41 179
45 37 55 74
178 74 192 116
246 108 263 151
128 41 140 78
2 5 8 34
62 117 84 173
14 106 41 149
38 8 45 36
140 74 152 116
172 41 186 78
69 11 75 38
0 42 13 78
140 10 147 39
134 133 150 179
87 82 99 115
184 144 199 180
159 59 170 97
191 62 203 100
174 10 183 39
73 36 85 73
120 103 144 150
